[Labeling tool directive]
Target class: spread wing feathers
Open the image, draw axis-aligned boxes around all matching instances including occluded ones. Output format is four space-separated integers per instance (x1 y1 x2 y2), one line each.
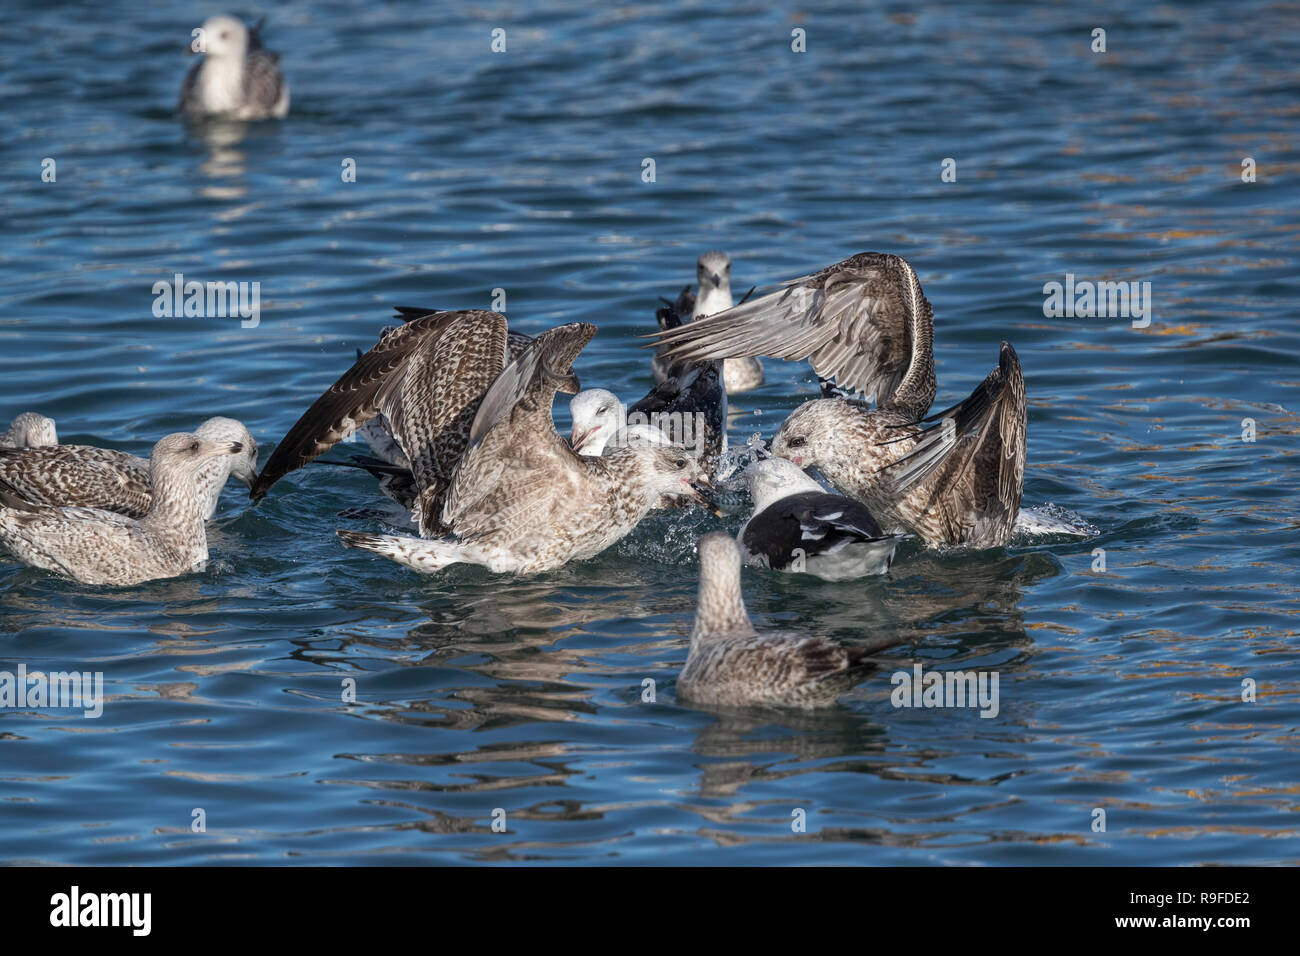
393 306 538 365
0 447 151 518
249 310 503 499
443 323 597 536
651 252 933 407
883 341 1026 516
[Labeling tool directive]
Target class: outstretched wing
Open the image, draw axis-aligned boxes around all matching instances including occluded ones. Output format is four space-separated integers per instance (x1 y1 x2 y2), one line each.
442 323 596 538
250 311 506 500
882 341 1026 539
652 252 935 417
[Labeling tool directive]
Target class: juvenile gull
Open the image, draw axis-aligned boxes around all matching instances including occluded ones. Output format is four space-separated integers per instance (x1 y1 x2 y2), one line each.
1 413 58 449
0 433 243 586
0 417 257 521
337 324 710 575
251 308 547 536
179 15 289 121
677 533 897 709
734 459 901 580
653 252 764 394
654 251 1028 547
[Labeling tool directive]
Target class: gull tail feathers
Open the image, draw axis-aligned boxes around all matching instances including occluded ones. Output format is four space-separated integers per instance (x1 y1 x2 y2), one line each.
336 530 462 572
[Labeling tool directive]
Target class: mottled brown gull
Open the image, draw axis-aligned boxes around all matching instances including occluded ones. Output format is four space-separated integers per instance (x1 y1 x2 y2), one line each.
1 413 58 449
179 15 289 120
677 534 898 709
0 433 244 586
0 418 257 522
337 324 709 575
251 308 548 537
653 251 1027 547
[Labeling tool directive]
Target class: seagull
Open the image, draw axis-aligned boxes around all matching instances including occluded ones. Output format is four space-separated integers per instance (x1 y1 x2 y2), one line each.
179 15 289 121
0 417 257 521
653 252 764 394
1 413 57 449
250 308 545 536
0 433 244 586
337 324 710 575
569 358 725 461
652 251 1027 548
734 458 902 580
676 533 898 708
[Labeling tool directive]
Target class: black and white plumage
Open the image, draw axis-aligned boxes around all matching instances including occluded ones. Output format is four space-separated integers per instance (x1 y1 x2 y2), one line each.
250 308 547 536
0 433 244 586
735 459 900 580
1 413 57 449
676 533 895 709
179 15 289 121
0 417 257 522
337 324 710 575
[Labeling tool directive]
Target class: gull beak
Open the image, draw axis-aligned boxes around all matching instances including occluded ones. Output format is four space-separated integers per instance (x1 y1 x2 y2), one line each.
685 474 719 511
711 272 724 287
570 426 595 452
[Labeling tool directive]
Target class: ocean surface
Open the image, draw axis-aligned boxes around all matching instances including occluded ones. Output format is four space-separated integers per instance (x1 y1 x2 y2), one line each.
1 0 1298 865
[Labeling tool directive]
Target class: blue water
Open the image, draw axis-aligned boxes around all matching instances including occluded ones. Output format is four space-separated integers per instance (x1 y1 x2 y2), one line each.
1 0 1298 865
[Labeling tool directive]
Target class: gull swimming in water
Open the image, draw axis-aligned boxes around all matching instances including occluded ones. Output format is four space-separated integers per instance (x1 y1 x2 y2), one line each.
251 307 549 536
0 433 244 586
337 324 710 575
653 251 1027 548
1 413 57 449
734 458 902 580
179 15 289 121
653 252 764 394
0 417 257 521
676 533 897 708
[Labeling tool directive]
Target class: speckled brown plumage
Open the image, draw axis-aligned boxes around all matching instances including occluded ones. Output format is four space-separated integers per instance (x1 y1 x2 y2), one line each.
252 309 556 536
1 412 58 449
677 533 892 709
337 324 710 575
0 433 243 585
771 342 1026 548
653 251 935 418
0 418 257 521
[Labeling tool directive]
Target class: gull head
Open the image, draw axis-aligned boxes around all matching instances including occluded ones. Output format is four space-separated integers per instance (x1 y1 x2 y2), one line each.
623 440 710 505
569 388 625 456
195 15 250 59
770 400 847 470
743 457 825 512
4 412 58 448
152 432 244 475
196 417 259 487
696 251 732 299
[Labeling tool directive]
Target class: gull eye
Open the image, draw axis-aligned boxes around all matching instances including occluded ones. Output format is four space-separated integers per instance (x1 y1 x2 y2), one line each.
220 31 230 39
597 406 609 415
189 441 200 452
786 436 807 449
674 457 687 470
